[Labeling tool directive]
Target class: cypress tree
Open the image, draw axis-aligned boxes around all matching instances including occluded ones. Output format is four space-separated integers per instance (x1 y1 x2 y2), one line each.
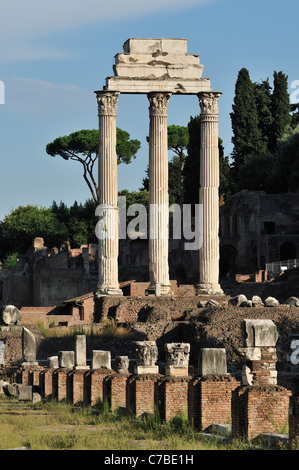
270 71 291 152
254 79 274 153
230 68 266 179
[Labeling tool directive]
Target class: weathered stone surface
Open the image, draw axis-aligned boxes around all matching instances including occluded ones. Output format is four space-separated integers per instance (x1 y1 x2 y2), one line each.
134 341 158 374
32 392 42 403
252 295 264 307
115 356 129 374
16 384 32 401
103 38 212 95
22 327 37 364
164 342 190 376
198 348 227 376
265 296 279 307
75 335 89 369
58 351 75 368
3 383 17 397
240 300 252 307
0 305 21 326
92 350 111 370
228 295 247 306
0 380 9 394
242 319 278 347
285 296 299 307
47 356 59 368
236 347 262 361
0 340 4 365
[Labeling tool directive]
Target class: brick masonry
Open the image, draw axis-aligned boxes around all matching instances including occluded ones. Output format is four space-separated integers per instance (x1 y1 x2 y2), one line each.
232 385 291 441
14 366 299 444
189 375 240 430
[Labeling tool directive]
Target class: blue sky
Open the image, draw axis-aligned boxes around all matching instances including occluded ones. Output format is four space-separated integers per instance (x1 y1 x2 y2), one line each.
0 0 298 220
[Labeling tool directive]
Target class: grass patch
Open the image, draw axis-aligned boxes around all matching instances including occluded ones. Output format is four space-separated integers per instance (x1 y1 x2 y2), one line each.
35 319 140 340
0 395 278 451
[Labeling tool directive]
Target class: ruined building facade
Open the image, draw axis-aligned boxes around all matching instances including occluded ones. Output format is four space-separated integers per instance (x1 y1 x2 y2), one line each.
0 190 298 307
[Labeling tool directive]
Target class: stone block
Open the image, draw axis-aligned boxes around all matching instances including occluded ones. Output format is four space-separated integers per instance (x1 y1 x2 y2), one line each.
228 295 247 306
48 356 59 368
164 342 190 376
22 327 36 363
0 305 21 325
16 384 33 401
75 335 89 369
264 296 279 307
58 351 75 368
92 350 111 370
0 340 4 365
134 365 159 374
198 348 227 376
123 38 188 55
115 356 129 374
242 319 278 347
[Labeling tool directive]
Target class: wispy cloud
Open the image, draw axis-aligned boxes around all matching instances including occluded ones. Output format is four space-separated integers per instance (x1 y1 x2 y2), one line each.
4 77 95 115
0 0 216 62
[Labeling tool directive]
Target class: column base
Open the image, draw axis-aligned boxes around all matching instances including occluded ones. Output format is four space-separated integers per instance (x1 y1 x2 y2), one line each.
196 283 224 295
146 283 172 296
96 286 123 297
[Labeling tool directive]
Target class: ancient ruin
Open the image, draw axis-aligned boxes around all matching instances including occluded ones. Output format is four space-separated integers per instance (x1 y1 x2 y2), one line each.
95 38 222 296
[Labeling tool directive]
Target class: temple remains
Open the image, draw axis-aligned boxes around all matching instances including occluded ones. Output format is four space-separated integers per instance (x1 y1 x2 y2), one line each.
95 38 223 297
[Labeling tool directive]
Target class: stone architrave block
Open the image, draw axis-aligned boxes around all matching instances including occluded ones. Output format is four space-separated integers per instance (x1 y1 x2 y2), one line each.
242 319 278 347
92 350 111 370
58 351 75 369
198 348 227 376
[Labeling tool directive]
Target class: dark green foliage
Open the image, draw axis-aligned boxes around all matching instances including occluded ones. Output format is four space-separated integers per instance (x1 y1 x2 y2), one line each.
230 68 266 178
0 205 69 259
274 124 299 192
270 71 291 152
183 116 233 205
254 79 274 154
183 116 200 207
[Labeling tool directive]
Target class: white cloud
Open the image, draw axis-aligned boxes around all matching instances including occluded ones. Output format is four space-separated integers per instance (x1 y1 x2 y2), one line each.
4 77 95 115
0 0 216 62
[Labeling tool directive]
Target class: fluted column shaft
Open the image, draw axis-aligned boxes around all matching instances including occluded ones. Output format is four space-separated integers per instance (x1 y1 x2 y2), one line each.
197 92 223 295
147 92 172 296
96 91 122 296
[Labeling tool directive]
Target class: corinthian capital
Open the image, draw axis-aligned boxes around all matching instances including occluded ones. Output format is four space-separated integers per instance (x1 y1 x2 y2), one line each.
148 92 172 116
198 92 222 115
96 91 119 115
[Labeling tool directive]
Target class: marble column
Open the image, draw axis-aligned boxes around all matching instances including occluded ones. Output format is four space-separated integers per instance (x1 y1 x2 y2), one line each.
96 91 122 296
147 92 172 296
197 92 223 295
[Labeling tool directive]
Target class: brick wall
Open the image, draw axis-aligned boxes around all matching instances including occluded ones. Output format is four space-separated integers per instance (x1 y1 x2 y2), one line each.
190 375 240 430
14 366 294 443
159 377 190 422
127 374 160 417
232 385 291 441
289 395 299 448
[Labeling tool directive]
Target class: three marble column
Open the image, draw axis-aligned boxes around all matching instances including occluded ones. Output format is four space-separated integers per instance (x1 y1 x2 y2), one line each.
95 90 222 296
